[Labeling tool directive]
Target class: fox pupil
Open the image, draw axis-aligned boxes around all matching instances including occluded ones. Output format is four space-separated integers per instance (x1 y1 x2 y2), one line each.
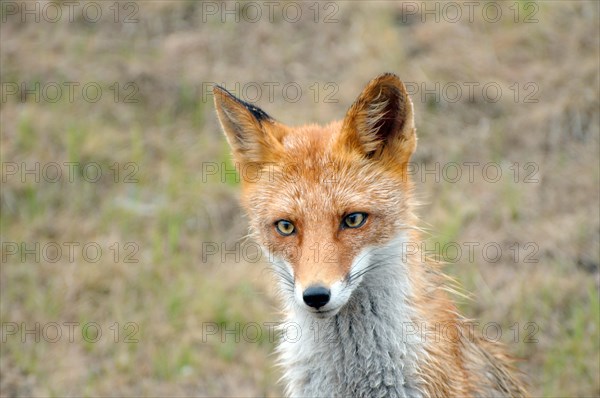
344 212 366 228
276 220 295 236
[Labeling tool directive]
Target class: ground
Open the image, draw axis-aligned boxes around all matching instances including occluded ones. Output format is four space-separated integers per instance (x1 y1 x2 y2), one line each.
1 1 599 396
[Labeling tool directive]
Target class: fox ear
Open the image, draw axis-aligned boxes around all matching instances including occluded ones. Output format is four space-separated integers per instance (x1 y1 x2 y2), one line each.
213 85 282 165
337 73 416 165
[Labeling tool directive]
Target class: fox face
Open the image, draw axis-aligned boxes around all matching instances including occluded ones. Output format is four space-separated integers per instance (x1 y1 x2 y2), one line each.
214 74 417 318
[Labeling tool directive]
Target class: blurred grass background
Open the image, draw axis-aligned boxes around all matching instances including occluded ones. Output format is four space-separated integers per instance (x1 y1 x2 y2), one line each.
1 1 599 396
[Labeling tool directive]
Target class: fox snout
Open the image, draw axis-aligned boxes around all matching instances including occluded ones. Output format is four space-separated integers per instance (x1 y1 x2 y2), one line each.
295 280 347 318
302 285 331 309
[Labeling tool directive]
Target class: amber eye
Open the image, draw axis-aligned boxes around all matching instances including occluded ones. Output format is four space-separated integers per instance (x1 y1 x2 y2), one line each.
275 220 295 236
343 212 368 229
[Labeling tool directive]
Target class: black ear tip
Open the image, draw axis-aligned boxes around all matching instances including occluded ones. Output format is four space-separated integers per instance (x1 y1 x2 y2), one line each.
213 82 273 122
381 72 400 79
213 84 230 96
374 72 401 84
373 73 410 98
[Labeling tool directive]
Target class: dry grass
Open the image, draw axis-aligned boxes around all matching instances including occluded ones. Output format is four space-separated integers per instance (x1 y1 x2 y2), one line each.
1 1 599 397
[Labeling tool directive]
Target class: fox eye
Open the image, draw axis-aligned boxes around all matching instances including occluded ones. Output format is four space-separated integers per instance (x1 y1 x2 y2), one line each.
343 212 368 229
275 220 295 236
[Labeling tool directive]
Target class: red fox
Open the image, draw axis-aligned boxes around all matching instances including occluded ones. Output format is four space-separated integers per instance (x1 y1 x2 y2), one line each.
213 73 528 397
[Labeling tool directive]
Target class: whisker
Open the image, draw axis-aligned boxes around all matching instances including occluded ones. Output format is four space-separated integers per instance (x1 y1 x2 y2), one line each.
269 261 295 291
348 249 400 283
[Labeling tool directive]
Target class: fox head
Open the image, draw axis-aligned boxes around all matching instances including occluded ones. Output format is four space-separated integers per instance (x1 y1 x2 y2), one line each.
214 73 417 318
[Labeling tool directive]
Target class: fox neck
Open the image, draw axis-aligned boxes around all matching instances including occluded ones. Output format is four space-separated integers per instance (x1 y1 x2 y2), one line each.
277 234 428 397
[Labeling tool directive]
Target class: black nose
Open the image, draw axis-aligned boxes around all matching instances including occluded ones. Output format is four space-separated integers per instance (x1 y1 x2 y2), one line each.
303 285 331 309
